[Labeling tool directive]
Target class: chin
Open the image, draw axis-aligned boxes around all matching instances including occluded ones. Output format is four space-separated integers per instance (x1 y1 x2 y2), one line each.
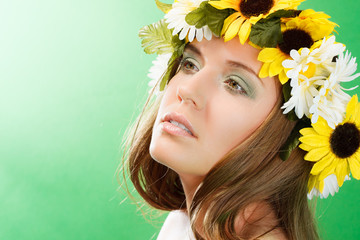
149 133 175 167
149 140 209 178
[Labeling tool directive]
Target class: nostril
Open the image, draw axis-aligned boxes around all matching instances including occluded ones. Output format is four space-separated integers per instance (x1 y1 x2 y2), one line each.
177 92 197 106
176 85 203 110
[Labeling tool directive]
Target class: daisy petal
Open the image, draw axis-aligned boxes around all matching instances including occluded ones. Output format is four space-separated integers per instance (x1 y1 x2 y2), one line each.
196 28 203 42
179 26 190 40
204 27 213 40
188 27 196 42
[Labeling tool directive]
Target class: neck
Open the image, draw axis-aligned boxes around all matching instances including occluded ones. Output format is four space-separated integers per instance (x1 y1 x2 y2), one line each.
178 173 204 213
177 174 288 240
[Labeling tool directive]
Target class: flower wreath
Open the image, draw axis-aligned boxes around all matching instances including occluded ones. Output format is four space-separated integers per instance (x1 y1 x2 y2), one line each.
139 0 360 199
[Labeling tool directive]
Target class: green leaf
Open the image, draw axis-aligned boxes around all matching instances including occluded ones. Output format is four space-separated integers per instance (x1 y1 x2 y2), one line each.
279 119 310 161
205 4 233 37
155 0 172 14
139 19 174 55
172 35 186 56
250 10 298 48
266 9 298 19
185 2 207 28
184 2 232 37
160 52 177 91
159 35 186 91
282 81 292 102
249 18 282 48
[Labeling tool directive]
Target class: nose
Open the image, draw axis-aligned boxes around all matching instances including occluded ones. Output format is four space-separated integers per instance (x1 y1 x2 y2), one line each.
176 68 212 110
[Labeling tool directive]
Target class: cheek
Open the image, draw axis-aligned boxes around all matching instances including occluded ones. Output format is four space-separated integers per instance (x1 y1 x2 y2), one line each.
206 98 275 155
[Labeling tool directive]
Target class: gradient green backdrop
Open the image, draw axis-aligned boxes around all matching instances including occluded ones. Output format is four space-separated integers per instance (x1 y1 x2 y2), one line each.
1 0 359 239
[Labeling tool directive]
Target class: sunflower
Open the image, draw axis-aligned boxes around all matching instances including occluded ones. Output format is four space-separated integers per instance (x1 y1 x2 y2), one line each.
258 9 337 84
208 0 304 44
299 95 360 188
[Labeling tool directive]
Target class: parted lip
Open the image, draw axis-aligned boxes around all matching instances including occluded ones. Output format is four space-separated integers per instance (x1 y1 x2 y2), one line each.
161 112 197 138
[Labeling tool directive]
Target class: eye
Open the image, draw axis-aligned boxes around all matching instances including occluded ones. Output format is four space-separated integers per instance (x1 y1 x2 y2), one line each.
180 58 199 73
224 78 248 96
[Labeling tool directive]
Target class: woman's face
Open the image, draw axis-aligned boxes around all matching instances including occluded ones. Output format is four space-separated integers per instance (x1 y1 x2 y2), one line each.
149 37 281 177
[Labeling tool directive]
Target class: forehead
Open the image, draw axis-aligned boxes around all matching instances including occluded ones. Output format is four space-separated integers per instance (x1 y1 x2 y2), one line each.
188 37 263 74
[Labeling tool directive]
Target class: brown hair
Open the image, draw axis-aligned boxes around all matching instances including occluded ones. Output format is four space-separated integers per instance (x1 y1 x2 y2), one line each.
121 59 319 239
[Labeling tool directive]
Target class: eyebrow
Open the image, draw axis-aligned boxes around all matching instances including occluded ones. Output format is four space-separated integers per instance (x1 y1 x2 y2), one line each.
226 60 264 86
184 44 264 86
185 44 201 56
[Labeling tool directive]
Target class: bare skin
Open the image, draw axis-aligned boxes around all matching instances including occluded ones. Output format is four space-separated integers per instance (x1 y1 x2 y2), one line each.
150 37 286 239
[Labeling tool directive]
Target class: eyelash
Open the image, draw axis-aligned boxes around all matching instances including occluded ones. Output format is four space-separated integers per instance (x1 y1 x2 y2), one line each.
179 58 249 96
180 58 199 73
224 78 248 96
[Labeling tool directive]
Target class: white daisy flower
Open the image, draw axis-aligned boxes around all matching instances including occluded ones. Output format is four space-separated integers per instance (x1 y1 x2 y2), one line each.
165 0 212 42
281 36 347 119
332 50 360 84
307 174 350 200
282 48 314 81
147 53 172 95
309 82 350 128
311 36 345 64
309 50 359 127
282 36 344 82
281 75 321 118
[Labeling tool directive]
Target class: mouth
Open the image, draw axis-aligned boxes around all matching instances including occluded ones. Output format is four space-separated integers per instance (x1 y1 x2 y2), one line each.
161 112 197 138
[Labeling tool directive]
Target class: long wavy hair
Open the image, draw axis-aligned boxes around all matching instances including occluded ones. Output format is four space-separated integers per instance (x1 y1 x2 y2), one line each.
120 57 319 240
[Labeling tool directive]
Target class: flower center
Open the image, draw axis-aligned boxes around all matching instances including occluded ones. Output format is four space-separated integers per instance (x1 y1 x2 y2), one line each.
301 62 317 79
239 0 274 18
330 123 360 158
278 29 314 55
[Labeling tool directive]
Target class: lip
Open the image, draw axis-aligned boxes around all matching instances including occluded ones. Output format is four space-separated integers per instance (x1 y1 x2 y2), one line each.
161 112 197 138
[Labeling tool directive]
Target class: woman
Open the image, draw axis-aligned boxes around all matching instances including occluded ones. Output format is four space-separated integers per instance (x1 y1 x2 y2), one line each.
122 0 360 239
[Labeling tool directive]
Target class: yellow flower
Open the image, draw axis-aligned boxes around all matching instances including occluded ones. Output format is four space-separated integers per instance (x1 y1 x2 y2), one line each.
307 173 350 199
282 9 337 41
258 9 337 84
208 0 304 44
308 174 326 196
258 47 289 84
299 95 360 189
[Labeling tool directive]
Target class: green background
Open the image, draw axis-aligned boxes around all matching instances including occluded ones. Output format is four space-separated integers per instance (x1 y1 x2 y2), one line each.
0 0 359 239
